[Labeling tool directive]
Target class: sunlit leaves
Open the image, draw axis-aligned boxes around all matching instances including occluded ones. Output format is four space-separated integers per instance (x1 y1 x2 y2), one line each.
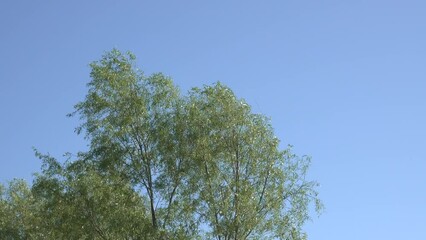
183 83 322 239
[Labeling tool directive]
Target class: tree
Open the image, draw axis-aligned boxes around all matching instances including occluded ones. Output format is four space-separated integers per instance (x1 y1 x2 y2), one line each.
31 151 153 239
183 84 321 239
1 49 322 239
0 179 41 239
69 49 199 238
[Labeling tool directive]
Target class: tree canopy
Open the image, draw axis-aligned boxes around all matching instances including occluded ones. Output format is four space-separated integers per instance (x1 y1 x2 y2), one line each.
0 49 322 239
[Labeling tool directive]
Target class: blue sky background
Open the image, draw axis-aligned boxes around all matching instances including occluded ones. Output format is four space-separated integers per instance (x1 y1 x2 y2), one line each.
1 0 425 239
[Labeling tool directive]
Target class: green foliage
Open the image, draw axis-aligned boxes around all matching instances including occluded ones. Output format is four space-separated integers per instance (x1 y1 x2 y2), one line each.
31 151 153 239
0 179 40 239
184 84 322 239
1 49 322 239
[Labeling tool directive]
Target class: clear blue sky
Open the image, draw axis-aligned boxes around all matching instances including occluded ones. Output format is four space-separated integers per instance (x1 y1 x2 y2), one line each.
1 0 425 239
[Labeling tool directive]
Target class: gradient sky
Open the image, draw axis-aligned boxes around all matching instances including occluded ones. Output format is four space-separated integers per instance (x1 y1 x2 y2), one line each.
1 1 426 239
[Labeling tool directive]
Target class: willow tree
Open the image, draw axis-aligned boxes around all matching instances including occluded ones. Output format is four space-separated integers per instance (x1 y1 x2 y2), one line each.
30 151 152 239
39 49 320 239
184 84 322 239
69 49 198 238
